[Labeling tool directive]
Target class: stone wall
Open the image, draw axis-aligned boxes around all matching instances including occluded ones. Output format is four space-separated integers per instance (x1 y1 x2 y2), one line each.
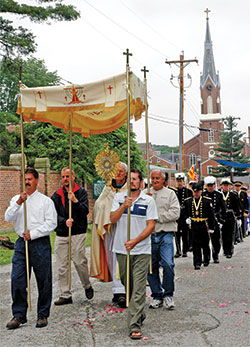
0 155 95 230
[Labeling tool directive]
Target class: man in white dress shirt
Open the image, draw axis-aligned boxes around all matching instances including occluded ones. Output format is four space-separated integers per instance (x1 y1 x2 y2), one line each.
5 168 57 330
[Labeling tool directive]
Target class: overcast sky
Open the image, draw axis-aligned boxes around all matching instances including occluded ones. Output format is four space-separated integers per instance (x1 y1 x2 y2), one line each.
7 0 250 146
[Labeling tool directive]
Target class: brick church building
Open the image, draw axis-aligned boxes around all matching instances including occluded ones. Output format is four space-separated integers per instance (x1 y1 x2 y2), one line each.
184 12 250 177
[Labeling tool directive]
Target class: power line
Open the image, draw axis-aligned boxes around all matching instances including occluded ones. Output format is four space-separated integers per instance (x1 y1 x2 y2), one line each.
83 0 168 58
119 0 181 52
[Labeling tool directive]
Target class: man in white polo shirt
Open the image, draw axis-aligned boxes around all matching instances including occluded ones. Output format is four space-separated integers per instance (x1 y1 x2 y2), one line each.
110 169 158 340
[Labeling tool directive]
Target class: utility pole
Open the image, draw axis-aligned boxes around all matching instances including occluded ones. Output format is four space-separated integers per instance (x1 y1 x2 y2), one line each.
166 52 198 172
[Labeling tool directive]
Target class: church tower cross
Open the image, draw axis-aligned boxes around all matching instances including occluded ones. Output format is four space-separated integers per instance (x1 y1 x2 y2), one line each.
204 8 211 20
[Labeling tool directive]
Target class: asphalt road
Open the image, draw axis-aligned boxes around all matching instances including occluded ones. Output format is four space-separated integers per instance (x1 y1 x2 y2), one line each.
0 239 249 347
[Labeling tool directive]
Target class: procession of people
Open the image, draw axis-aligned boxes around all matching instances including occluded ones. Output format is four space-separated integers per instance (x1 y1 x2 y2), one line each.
4 166 249 339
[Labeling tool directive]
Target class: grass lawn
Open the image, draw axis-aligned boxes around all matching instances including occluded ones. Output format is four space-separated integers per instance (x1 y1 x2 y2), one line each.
0 229 92 266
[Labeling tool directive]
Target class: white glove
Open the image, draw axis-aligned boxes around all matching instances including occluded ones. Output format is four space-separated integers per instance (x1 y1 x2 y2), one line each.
218 223 223 229
209 230 214 234
237 219 242 228
186 217 191 225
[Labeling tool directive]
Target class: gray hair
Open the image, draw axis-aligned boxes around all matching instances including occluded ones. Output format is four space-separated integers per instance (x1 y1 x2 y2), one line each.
151 169 165 178
120 162 128 172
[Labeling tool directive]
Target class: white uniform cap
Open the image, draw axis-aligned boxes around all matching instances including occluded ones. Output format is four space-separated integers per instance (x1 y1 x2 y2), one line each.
204 176 216 185
175 172 185 180
221 178 232 185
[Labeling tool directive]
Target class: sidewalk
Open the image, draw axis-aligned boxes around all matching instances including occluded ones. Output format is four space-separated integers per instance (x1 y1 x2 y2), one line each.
0 240 249 346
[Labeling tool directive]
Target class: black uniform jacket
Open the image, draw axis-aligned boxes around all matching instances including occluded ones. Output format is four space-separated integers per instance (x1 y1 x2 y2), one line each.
170 186 193 227
221 191 241 220
183 196 215 230
203 190 227 224
237 190 249 216
51 184 89 237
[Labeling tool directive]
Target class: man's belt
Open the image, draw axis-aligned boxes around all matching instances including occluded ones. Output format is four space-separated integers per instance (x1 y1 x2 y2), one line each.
191 217 208 222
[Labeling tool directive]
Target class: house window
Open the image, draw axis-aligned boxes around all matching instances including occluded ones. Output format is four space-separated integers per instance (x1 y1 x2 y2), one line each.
190 153 196 166
157 159 161 163
207 165 213 174
208 129 214 142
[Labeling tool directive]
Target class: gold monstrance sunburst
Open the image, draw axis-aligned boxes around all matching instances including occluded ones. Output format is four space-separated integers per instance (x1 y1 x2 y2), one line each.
94 143 120 185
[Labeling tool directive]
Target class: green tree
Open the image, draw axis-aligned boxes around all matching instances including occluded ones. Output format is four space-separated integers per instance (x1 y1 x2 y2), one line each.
0 0 80 57
152 144 179 154
0 56 61 113
1 119 146 183
212 116 249 178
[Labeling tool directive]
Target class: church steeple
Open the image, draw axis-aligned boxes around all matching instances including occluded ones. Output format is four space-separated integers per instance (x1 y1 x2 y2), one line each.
200 9 221 116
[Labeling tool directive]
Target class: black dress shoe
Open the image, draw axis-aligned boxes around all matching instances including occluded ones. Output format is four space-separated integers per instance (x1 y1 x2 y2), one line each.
54 297 73 305
213 259 220 264
6 316 27 329
36 316 48 328
194 265 201 270
112 294 119 303
182 253 187 257
203 262 209 267
226 254 232 259
174 253 182 258
85 286 94 299
117 295 126 308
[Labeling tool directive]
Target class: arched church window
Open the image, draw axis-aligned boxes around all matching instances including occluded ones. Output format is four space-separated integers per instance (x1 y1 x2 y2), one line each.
190 153 196 166
207 95 213 113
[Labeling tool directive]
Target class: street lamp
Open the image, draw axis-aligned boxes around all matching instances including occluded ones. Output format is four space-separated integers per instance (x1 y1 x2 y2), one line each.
197 155 202 181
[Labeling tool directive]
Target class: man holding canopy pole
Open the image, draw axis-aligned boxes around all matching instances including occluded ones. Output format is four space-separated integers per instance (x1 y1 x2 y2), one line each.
5 167 57 329
110 169 158 339
52 167 94 305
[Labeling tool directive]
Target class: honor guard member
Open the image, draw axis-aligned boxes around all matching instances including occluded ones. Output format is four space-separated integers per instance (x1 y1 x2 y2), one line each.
184 182 215 270
241 186 250 236
234 180 249 238
172 173 193 257
220 178 241 258
203 176 227 263
188 181 196 190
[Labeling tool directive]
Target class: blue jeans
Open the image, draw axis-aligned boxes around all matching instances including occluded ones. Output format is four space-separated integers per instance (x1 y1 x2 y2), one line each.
147 232 175 299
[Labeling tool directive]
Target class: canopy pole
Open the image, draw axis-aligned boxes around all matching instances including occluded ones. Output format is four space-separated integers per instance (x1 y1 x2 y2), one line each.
141 66 152 274
19 81 31 312
141 66 150 194
123 48 132 308
68 112 72 290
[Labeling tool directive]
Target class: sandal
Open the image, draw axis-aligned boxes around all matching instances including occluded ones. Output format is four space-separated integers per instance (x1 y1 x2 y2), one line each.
130 330 142 340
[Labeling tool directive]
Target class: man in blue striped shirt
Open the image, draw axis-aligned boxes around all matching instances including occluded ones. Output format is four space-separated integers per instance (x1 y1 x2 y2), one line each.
110 169 158 340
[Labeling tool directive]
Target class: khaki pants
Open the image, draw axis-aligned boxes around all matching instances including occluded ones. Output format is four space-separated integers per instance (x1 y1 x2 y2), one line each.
116 253 150 333
55 234 91 298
